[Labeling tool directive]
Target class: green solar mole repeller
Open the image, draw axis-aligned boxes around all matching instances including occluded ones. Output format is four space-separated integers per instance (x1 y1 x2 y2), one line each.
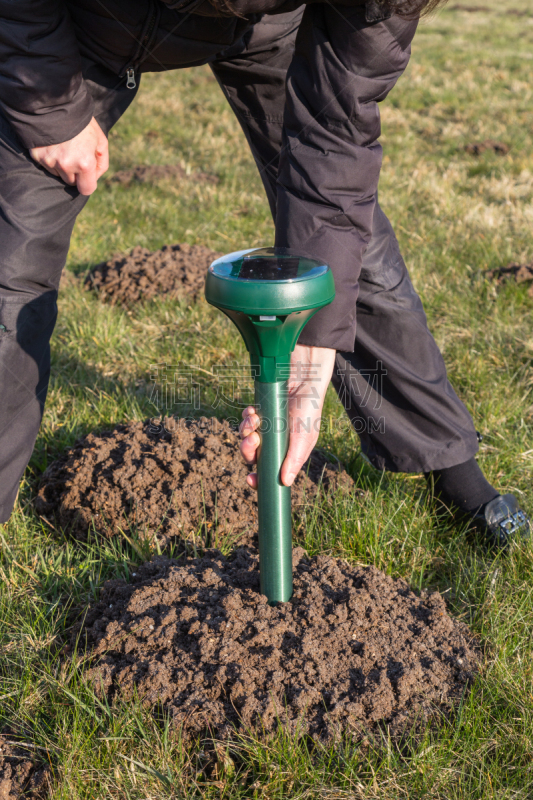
205 247 335 604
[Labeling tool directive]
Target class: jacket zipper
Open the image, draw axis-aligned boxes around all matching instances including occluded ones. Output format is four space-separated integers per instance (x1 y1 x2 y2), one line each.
126 68 136 89
123 3 159 89
141 8 158 55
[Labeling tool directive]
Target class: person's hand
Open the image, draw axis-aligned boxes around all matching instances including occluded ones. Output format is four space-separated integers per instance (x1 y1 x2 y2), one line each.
29 117 109 196
240 344 336 489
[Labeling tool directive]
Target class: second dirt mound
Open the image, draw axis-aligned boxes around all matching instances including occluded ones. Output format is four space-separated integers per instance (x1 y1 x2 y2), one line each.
107 164 218 187
85 243 220 305
76 549 480 743
486 261 533 297
464 140 509 156
35 418 353 547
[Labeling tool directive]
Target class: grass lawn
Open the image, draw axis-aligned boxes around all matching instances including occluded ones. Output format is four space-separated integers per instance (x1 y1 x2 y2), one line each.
1 0 533 796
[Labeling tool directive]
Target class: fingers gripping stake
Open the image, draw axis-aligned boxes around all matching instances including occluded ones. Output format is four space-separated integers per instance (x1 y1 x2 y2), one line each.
205 248 335 604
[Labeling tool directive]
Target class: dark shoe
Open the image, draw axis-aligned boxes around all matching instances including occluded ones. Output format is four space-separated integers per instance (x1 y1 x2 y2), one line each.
470 493 531 550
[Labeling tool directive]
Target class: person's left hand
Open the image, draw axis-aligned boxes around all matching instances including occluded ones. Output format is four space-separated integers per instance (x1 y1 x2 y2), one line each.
29 117 109 195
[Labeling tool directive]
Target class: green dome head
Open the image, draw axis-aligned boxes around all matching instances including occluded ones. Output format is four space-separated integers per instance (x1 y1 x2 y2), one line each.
205 247 335 383
205 247 335 316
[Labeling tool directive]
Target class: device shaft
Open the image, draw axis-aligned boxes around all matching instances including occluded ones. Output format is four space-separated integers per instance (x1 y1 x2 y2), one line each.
254 379 292 604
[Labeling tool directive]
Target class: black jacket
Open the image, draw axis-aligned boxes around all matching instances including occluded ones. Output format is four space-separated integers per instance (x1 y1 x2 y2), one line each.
0 0 416 350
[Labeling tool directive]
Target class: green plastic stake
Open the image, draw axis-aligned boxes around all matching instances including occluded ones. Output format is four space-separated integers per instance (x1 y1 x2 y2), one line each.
205 247 335 603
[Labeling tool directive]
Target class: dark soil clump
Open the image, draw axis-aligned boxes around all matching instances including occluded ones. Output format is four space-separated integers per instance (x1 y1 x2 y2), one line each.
36 418 353 547
0 737 51 800
465 140 509 156
486 261 533 297
85 243 220 305
106 164 218 187
76 549 480 743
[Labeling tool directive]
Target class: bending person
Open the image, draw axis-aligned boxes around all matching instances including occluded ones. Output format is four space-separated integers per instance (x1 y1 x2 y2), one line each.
0 0 529 546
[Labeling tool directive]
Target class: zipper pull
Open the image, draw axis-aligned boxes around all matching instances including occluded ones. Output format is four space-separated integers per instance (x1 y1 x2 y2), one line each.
126 68 136 89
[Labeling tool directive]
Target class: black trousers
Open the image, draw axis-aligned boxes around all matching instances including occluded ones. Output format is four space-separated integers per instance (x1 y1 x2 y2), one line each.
0 11 478 523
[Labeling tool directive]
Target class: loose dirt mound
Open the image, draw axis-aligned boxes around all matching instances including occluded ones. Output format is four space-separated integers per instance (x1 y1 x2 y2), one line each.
36 418 353 547
76 549 480 743
486 261 533 297
107 164 218 187
85 243 220 305
0 737 51 800
465 140 509 156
